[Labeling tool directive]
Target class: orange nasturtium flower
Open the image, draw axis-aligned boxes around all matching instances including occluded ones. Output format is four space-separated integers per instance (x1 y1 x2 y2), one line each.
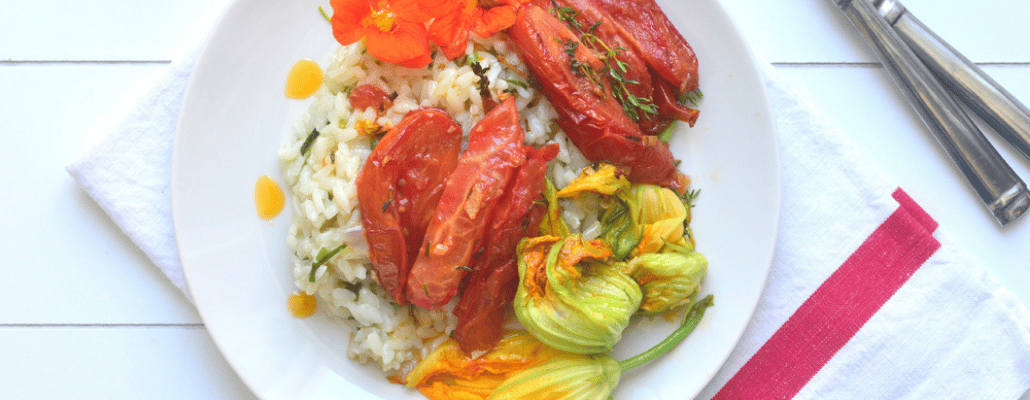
330 0 433 67
424 0 529 60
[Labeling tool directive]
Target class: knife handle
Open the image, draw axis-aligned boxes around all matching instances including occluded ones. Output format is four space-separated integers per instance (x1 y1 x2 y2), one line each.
871 0 1030 164
834 0 1030 225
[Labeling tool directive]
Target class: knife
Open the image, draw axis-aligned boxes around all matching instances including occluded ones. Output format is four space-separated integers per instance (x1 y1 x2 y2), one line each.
831 0 1030 225
870 0 1030 163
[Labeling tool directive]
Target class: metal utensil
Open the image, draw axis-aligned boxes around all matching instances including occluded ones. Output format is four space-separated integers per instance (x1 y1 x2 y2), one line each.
831 0 1030 225
871 0 1030 163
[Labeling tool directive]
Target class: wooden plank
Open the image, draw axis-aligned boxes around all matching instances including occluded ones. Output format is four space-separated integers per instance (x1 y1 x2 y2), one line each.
718 0 1030 64
0 64 199 324
0 327 256 400
0 0 229 61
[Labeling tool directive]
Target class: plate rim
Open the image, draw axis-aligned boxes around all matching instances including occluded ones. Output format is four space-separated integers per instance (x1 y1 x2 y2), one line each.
171 0 781 397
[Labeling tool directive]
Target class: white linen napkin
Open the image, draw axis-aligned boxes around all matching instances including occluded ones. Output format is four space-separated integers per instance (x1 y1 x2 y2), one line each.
66 16 1030 400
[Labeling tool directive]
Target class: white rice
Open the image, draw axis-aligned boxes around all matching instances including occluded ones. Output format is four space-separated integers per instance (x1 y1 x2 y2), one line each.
279 34 595 375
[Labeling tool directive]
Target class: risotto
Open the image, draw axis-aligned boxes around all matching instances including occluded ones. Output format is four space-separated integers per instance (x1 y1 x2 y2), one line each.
278 34 595 375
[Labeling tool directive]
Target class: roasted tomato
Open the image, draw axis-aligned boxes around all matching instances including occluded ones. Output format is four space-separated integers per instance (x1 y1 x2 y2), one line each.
508 5 681 187
585 0 699 94
356 108 463 304
534 0 699 134
407 97 527 309
453 143 559 352
348 84 394 111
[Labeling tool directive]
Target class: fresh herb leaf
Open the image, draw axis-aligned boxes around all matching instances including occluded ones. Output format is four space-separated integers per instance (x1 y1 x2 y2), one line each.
382 189 394 213
318 6 331 22
309 243 348 282
300 129 320 156
503 78 529 89
455 266 472 271
681 88 703 106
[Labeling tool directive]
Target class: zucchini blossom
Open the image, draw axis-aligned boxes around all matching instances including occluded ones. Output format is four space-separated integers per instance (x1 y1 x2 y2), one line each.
621 251 707 314
556 165 691 260
489 296 715 400
556 163 631 199
405 330 565 400
514 235 642 354
623 184 690 256
539 178 571 237
486 354 620 400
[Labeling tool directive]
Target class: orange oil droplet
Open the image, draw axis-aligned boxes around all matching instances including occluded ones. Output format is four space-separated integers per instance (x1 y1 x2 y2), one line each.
255 175 285 220
287 291 317 318
285 59 323 99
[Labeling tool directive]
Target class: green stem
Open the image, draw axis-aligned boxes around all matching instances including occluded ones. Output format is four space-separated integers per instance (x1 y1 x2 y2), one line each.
657 121 678 143
309 243 348 282
618 294 714 372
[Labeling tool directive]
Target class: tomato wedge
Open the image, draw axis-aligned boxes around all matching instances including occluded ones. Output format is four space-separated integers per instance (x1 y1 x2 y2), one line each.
453 143 559 352
407 97 527 309
508 5 682 188
585 0 700 94
356 108 463 305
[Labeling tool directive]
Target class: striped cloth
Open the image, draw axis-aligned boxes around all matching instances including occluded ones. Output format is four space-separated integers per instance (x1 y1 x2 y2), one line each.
697 64 1030 400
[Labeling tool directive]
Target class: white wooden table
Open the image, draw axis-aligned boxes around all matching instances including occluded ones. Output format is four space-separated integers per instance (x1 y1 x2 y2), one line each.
3 0 1028 398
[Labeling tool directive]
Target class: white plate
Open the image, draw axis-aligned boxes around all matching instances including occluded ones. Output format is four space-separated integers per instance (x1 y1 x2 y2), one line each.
172 0 779 398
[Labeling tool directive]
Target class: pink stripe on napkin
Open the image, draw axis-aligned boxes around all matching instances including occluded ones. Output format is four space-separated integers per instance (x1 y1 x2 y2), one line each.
713 189 940 400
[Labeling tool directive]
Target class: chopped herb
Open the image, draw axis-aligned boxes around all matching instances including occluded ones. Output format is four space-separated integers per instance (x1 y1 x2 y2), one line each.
382 189 394 213
370 136 381 149
309 243 348 282
472 246 485 260
318 6 331 22
503 78 529 89
681 88 703 106
681 188 700 208
468 51 481 65
329 152 336 164
456 266 472 271
424 241 431 258
300 129 320 155
423 284 430 298
550 0 658 122
469 61 492 100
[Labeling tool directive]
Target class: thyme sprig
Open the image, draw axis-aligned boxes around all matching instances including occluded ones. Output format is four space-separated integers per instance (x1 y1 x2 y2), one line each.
550 1 657 121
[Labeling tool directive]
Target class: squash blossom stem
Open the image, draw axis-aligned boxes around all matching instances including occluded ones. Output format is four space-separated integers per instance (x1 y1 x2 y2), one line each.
618 294 713 372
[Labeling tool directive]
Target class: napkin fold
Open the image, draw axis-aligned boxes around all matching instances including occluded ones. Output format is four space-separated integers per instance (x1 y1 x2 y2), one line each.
66 14 1030 399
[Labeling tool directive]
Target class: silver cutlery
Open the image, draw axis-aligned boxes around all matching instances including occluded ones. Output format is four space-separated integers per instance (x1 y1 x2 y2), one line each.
831 0 1030 225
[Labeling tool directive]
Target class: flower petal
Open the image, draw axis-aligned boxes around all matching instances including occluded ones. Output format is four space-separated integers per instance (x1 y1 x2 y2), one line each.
331 0 374 45
428 9 476 60
472 5 517 38
364 20 431 64
390 0 434 23
417 0 466 19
